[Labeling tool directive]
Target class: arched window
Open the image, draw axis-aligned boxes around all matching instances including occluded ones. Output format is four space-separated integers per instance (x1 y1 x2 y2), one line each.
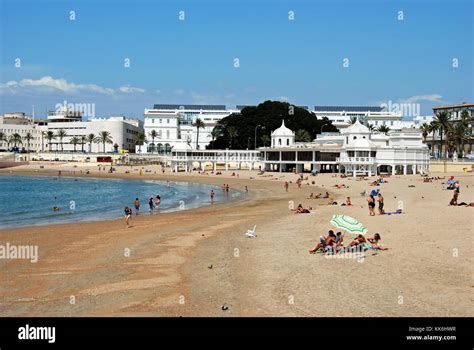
353 136 357 140
286 139 289 146
278 138 282 146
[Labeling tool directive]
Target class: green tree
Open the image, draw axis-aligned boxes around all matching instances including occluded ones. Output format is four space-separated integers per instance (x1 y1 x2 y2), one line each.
9 133 23 148
86 133 95 153
70 136 81 152
46 131 56 152
193 118 205 150
367 124 376 132
24 132 33 154
80 135 87 153
211 125 223 141
260 134 270 147
350 116 358 124
295 129 312 142
149 129 158 153
227 126 238 149
0 131 7 149
95 131 113 153
56 129 67 152
377 125 391 135
135 133 147 153
431 111 451 158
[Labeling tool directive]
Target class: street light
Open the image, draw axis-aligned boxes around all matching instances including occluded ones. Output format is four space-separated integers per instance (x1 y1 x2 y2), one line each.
255 125 264 149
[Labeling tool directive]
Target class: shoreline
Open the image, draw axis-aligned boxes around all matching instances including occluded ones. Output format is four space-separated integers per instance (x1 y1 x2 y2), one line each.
0 164 472 316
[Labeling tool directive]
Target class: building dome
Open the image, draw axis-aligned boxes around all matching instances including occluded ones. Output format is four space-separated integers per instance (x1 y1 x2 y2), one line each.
271 120 294 137
342 119 370 134
271 120 295 148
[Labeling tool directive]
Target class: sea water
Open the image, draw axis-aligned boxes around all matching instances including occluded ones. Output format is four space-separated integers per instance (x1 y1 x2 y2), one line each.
0 175 241 229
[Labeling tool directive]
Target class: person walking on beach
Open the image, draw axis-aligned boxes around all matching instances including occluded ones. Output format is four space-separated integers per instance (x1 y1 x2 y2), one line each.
225 184 230 196
210 190 215 204
124 206 132 227
134 198 140 215
284 181 289 192
367 195 376 216
377 193 384 215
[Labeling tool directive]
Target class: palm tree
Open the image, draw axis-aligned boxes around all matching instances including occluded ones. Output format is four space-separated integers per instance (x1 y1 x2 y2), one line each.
447 121 470 156
260 134 270 147
193 118 205 150
24 132 33 154
70 136 81 152
431 111 451 158
9 133 23 148
367 124 376 132
149 130 158 153
56 129 67 152
95 131 113 153
459 110 472 155
227 127 238 149
420 123 431 143
349 116 358 124
377 125 391 135
46 131 56 152
135 133 147 153
80 135 87 153
86 133 95 153
295 129 312 142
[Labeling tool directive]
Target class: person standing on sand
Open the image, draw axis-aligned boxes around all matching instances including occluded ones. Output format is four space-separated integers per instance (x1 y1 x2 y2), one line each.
367 195 376 216
284 181 289 192
210 190 215 203
225 184 230 196
134 198 140 215
124 206 132 227
377 193 384 215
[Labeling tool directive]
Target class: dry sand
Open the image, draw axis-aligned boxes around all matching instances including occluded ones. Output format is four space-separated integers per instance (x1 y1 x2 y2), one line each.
0 162 472 316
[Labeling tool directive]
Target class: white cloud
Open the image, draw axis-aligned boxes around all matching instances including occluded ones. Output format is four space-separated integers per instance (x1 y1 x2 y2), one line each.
0 76 146 95
399 94 443 104
119 85 146 94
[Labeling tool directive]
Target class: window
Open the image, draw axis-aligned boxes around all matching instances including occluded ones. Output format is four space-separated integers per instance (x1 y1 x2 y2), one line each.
166 130 170 139
286 139 289 146
167 119 170 124
159 119 162 124
152 119 155 124
353 136 357 140
278 138 282 146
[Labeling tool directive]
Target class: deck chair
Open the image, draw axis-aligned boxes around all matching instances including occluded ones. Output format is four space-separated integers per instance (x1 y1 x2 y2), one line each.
245 225 257 238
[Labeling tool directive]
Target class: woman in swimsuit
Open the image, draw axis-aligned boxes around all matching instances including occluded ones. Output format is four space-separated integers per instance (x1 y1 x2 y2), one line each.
367 195 376 216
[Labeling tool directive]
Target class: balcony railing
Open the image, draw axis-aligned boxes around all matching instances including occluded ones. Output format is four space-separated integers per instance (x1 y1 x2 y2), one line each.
336 157 374 163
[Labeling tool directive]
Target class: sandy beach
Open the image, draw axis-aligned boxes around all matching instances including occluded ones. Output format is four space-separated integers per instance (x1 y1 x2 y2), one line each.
0 162 472 317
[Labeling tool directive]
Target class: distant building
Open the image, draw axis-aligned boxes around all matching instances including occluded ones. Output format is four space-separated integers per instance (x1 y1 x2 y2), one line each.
0 113 46 152
44 107 143 153
313 106 403 130
142 104 239 154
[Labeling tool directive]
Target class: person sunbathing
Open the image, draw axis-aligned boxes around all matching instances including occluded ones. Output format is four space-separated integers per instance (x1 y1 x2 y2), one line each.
323 192 330 198
315 193 322 198
308 193 314 199
309 231 337 254
367 233 388 250
346 197 352 206
348 234 366 247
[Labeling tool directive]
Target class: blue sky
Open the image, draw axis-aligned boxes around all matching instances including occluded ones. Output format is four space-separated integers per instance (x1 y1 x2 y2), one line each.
0 0 472 118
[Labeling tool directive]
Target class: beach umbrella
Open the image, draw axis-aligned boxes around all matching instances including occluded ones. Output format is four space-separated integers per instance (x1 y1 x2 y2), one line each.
330 214 368 235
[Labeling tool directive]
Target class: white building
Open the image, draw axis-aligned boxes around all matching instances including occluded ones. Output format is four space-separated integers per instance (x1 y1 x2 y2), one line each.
261 119 430 176
0 113 47 152
45 107 143 153
141 104 239 154
313 106 403 130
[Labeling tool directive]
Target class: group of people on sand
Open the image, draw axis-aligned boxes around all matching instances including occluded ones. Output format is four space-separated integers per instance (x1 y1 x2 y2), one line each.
221 183 230 195
309 230 387 254
293 203 314 214
367 192 384 216
123 194 161 227
448 179 474 207
370 177 388 186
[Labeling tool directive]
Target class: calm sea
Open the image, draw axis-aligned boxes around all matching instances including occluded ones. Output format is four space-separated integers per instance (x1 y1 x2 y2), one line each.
0 175 241 229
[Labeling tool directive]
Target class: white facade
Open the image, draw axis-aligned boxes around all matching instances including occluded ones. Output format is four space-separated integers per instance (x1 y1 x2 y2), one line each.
313 106 403 130
141 104 239 154
44 108 143 153
260 119 430 176
0 113 47 152
271 120 295 148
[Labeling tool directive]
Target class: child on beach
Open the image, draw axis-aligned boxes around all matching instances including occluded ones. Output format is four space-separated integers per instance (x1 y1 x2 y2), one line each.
377 193 384 214
124 206 132 227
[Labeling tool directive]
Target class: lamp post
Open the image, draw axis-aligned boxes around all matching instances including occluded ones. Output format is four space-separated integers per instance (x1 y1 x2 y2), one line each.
254 125 263 150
